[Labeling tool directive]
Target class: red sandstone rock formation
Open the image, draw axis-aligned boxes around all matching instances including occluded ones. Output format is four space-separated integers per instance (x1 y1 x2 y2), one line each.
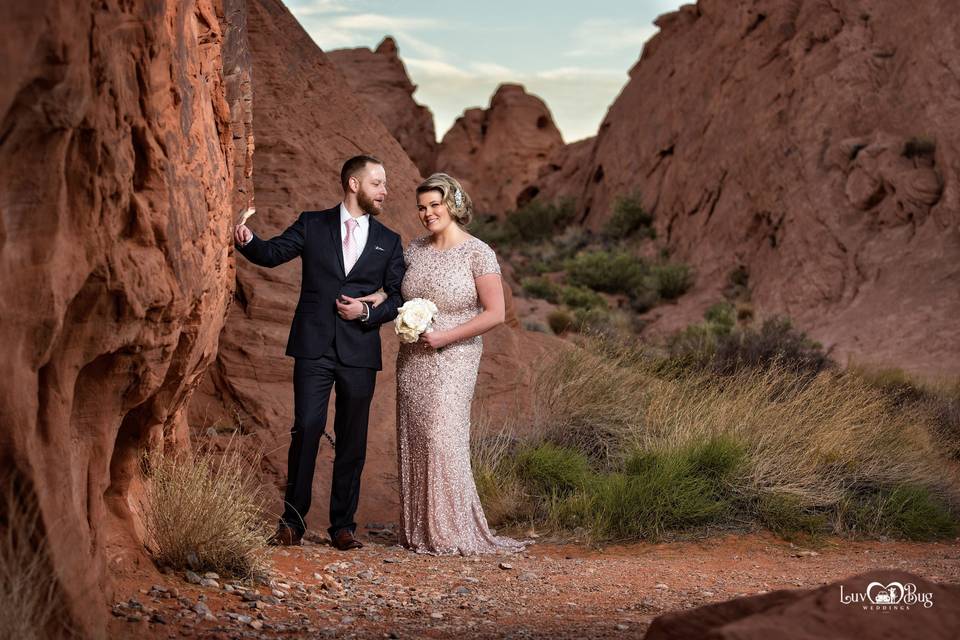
327 37 437 177
436 83 565 216
534 0 960 376
224 0 256 213
0 0 237 634
644 569 960 640
188 0 556 539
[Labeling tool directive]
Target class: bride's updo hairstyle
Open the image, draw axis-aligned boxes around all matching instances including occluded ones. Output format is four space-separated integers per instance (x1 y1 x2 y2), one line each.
415 173 474 226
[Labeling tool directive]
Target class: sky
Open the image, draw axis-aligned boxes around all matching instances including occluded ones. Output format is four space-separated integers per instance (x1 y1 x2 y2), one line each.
286 0 686 143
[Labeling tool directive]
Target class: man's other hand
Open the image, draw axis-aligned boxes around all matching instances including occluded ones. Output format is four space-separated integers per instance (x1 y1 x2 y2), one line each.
336 294 365 321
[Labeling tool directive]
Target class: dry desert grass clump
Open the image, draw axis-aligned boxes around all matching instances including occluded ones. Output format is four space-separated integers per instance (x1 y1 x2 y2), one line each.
0 474 73 639
473 337 959 542
142 440 269 577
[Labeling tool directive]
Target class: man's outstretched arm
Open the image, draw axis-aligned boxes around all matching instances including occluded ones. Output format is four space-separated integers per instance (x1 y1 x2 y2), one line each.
234 211 306 267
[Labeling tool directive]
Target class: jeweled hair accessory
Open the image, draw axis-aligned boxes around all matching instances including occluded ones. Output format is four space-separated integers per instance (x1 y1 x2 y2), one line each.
454 188 463 208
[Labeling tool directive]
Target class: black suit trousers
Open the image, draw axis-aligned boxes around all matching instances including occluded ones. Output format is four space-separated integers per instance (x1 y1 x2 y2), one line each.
281 344 377 537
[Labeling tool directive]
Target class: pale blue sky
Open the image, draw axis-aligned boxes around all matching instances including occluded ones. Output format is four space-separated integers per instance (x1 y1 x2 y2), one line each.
287 0 686 142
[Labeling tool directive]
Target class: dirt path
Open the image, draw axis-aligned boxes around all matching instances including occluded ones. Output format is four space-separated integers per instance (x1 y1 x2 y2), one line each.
108 531 960 639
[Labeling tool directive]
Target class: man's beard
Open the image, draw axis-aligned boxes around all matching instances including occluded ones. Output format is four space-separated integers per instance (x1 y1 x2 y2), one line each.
357 190 383 216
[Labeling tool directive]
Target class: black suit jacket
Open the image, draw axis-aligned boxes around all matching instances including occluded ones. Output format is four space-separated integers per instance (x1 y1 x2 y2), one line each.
236 205 405 369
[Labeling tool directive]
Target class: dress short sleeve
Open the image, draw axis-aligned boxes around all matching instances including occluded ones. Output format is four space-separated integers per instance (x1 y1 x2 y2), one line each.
468 240 501 278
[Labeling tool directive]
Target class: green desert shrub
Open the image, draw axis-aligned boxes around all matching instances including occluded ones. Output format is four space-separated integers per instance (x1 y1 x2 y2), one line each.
521 276 560 303
547 309 574 334
565 250 647 294
560 285 607 310
755 491 830 537
605 193 655 238
468 214 515 246
507 199 576 243
572 308 619 337
516 443 592 497
652 263 694 300
666 307 831 377
712 317 832 377
839 485 958 540
475 199 577 247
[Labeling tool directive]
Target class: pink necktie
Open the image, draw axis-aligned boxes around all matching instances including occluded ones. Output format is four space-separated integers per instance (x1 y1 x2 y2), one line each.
343 218 360 274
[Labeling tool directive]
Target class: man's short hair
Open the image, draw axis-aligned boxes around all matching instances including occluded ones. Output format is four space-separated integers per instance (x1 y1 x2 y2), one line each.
340 155 383 191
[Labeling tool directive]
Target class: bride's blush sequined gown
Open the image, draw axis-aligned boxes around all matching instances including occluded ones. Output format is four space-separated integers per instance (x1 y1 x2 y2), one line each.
395 235 526 555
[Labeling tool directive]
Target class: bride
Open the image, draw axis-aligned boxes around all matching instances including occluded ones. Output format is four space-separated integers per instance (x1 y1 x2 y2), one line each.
361 173 526 555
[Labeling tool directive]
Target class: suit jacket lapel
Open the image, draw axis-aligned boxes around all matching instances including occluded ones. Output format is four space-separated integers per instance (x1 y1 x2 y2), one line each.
327 208 346 277
350 217 382 277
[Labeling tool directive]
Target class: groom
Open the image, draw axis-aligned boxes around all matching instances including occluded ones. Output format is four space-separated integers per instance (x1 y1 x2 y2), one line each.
233 155 405 550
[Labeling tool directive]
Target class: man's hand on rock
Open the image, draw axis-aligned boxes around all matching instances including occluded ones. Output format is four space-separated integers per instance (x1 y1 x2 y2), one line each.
234 224 252 246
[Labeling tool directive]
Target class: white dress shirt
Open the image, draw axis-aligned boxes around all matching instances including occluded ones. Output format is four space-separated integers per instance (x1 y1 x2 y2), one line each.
340 202 370 266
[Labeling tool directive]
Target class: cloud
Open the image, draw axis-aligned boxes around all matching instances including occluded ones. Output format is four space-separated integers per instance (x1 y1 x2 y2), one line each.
291 0 351 16
567 18 658 57
405 58 473 79
329 14 441 31
536 66 624 81
399 58 627 143
292 5 449 60
468 62 516 77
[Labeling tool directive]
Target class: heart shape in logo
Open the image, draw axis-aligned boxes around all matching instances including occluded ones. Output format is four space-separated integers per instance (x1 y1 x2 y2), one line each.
866 581 905 605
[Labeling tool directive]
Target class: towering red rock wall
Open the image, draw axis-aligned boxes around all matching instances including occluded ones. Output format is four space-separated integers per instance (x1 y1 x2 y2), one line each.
327 37 438 177
0 0 237 634
223 0 256 213
436 84 565 216
535 0 960 376
188 0 558 536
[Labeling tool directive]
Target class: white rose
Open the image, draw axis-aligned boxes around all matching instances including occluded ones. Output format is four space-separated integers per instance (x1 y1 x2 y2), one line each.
404 307 431 332
394 298 438 342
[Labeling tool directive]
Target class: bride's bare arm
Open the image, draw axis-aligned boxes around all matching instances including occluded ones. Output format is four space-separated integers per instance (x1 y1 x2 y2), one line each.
420 274 505 349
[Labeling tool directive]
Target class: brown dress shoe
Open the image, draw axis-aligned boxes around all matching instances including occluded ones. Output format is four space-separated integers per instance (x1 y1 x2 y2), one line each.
331 529 363 551
268 525 302 546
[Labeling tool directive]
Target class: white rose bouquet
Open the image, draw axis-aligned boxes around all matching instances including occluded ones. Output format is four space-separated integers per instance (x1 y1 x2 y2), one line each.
394 298 438 344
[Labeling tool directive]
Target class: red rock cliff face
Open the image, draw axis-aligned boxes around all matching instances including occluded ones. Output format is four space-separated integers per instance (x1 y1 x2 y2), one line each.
536 0 960 376
436 84 565 216
0 0 236 634
188 0 558 536
223 0 256 213
327 37 438 177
